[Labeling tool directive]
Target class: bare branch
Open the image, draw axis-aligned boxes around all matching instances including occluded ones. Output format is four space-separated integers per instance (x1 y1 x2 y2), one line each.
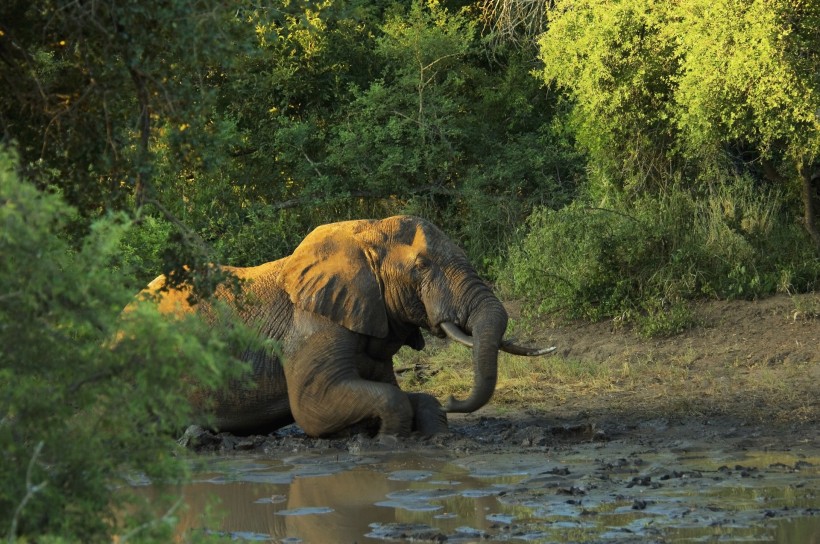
8 441 48 544
480 0 552 47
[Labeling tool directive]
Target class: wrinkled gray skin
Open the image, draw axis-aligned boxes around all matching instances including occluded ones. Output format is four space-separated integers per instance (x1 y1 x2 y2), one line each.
141 216 511 438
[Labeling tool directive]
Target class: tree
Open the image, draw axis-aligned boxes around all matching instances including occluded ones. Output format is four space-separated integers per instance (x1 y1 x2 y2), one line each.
1 0 254 295
673 0 820 251
319 0 579 267
1 0 248 210
537 0 681 190
538 0 820 251
325 0 477 195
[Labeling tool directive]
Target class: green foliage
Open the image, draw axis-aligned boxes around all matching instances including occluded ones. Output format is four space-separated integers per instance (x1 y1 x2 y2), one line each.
0 149 253 542
0 0 258 300
161 0 578 275
538 0 820 182
117 215 174 286
502 175 820 333
314 1 578 272
504 202 656 321
210 206 307 267
673 0 820 165
538 0 681 189
2 0 581 278
0 0 250 214
510 0 820 324
538 0 820 246
790 293 820 321
633 299 695 339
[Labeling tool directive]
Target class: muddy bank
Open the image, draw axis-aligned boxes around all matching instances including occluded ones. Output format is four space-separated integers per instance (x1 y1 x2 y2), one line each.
182 405 819 460
174 410 819 543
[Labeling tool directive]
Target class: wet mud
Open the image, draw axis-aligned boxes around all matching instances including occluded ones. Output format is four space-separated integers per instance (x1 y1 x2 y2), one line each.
149 412 819 543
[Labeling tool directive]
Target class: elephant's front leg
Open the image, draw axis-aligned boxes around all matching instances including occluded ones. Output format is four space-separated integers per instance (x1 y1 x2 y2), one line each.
285 327 414 437
407 392 448 436
358 357 449 436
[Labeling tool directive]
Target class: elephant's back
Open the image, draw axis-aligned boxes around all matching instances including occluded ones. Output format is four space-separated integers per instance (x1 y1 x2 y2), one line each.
207 259 295 432
137 274 195 317
227 260 292 334
223 259 285 282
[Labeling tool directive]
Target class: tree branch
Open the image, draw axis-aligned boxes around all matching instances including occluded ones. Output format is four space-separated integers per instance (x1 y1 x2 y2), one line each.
8 441 48 544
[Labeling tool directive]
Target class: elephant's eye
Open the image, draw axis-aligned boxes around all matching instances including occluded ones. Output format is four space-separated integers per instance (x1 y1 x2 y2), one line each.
415 254 433 271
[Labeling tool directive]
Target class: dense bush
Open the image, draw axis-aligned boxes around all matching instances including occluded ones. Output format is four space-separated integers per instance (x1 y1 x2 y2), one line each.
0 0 816 350
501 174 820 335
0 150 254 542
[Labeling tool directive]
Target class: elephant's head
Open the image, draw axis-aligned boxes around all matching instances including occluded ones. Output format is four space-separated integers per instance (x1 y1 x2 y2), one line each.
281 215 551 414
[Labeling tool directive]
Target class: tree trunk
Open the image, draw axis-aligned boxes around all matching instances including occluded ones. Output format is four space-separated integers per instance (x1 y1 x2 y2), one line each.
799 163 820 254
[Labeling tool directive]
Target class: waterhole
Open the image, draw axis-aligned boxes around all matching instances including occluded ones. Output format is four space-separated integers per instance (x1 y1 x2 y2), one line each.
138 447 819 542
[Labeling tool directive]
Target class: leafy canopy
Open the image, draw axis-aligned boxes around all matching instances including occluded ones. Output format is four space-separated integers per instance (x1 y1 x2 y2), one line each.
673 0 820 167
538 0 820 184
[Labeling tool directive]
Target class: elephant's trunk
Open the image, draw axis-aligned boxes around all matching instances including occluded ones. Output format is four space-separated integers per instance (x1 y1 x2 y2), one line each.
444 296 508 413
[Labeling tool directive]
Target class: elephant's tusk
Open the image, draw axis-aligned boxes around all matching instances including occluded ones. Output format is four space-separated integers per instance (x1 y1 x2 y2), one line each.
440 321 474 347
439 322 556 357
500 342 557 357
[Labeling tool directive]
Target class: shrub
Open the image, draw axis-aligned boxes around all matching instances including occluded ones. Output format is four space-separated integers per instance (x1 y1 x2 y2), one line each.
118 214 174 287
0 148 252 542
211 205 309 267
502 174 820 334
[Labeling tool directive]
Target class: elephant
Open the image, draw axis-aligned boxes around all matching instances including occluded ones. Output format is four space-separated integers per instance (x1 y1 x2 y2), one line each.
139 215 553 438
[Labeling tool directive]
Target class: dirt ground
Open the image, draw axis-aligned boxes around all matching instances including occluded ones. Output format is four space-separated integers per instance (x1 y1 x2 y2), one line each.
534 293 818 380
491 292 820 445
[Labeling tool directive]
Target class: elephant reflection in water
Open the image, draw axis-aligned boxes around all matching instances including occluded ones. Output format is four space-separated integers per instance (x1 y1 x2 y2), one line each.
168 470 391 541
138 216 552 438
166 465 500 541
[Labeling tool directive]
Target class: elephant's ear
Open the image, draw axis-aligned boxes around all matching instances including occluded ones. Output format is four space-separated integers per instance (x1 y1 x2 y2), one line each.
282 224 389 338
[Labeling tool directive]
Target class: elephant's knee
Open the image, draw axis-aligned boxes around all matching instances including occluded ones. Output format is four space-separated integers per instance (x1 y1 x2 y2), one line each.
295 415 345 438
290 377 414 438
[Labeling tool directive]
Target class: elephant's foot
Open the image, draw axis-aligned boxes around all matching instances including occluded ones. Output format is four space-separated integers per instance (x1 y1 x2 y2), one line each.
407 393 448 437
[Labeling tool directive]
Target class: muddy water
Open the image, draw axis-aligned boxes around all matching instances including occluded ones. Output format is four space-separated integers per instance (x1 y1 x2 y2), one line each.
141 443 819 543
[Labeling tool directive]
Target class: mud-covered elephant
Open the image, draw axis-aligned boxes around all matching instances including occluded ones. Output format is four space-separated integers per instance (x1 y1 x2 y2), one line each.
140 215 551 437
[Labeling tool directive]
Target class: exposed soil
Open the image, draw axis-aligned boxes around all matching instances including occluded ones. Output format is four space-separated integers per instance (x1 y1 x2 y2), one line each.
499 292 820 434
532 293 818 379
